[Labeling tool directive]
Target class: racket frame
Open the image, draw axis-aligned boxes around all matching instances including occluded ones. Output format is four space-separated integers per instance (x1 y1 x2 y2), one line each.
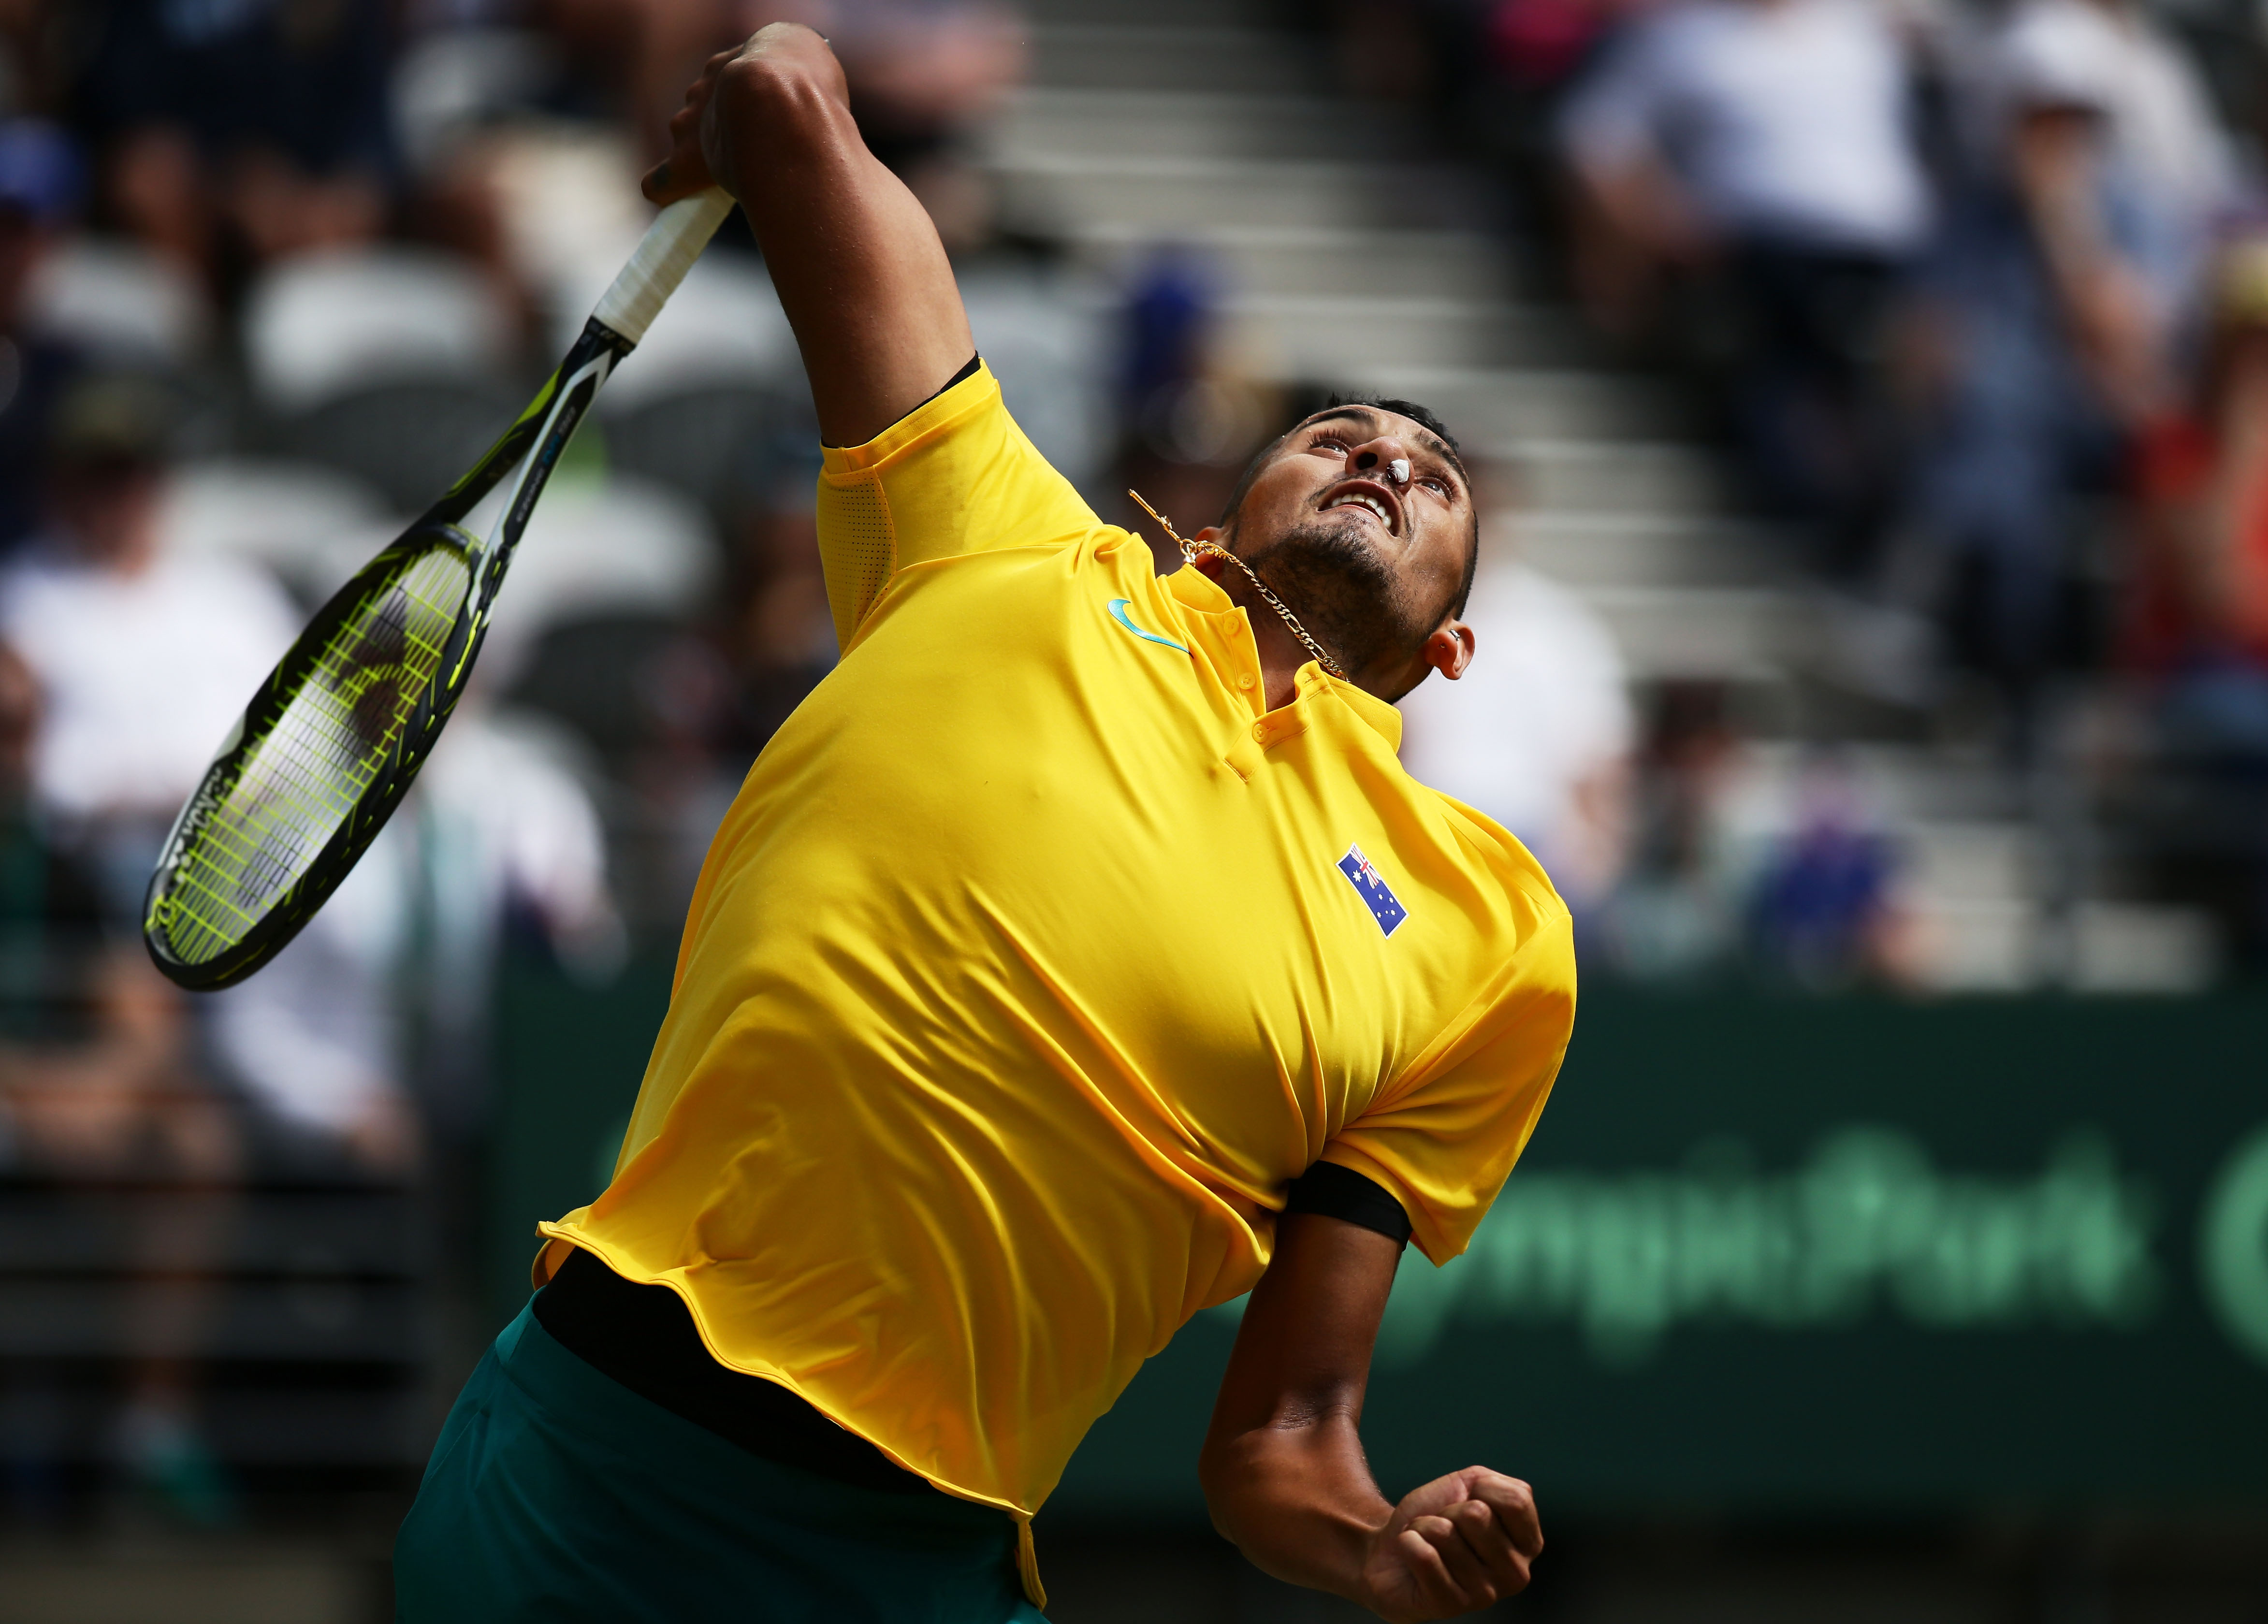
144 316 640 989
145 187 732 989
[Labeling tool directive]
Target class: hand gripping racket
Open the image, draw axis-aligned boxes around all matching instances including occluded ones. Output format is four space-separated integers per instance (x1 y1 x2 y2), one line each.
143 188 736 990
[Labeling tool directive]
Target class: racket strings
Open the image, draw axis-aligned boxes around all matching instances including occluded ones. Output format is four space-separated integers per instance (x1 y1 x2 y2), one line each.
153 547 470 964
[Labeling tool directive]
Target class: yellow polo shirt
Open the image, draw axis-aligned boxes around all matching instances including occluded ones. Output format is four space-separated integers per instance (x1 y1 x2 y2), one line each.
536 363 1574 1599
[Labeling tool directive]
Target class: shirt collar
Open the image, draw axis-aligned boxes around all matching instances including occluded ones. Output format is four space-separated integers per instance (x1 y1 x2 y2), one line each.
1163 563 1404 754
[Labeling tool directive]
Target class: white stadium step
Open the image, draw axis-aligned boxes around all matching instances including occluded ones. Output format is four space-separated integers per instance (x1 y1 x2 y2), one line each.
1028 25 1328 96
1498 438 1733 517
1345 366 1695 442
1511 511 1786 590
1572 586 1814 681
1221 292 1597 375
992 89 1422 165
1043 221 1513 303
992 150 1477 235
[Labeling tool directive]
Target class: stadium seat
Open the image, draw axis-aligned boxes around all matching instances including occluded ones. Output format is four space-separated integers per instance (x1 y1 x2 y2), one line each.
243 246 519 413
603 383 813 529
22 236 213 369
275 379 523 517
155 458 396 601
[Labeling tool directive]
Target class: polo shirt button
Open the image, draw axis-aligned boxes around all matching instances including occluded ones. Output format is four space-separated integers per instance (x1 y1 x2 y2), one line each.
1236 674 1255 691
1251 722 1267 742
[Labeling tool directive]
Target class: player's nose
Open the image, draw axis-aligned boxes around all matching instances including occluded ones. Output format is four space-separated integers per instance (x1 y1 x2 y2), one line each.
1348 435 1413 489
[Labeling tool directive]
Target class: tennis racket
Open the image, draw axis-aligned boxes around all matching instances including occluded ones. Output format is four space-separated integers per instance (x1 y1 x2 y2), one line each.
143 188 736 991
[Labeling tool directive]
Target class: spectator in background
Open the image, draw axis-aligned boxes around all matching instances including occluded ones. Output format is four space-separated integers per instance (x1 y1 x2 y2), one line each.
0 375 297 891
1595 681 1748 980
1746 752 1904 987
0 642 239 1524
213 689 618 1169
1398 479 1633 922
2121 237 2268 960
1894 6 2207 750
1987 0 2232 324
0 372 419 1171
1559 0 1930 574
767 0 1026 176
71 0 396 281
2129 238 2268 733
525 0 733 149
203 845 422 1174
0 119 82 559
1116 248 1275 570
0 375 294 857
1439 0 1644 256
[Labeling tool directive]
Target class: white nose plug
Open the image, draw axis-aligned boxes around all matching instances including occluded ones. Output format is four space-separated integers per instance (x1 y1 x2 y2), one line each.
1388 458 1410 486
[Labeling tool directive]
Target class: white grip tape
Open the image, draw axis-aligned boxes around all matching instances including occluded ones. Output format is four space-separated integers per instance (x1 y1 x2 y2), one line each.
592 188 735 345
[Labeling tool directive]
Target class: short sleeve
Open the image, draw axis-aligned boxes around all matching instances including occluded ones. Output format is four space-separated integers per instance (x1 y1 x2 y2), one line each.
814 361 1101 652
1318 909 1576 1265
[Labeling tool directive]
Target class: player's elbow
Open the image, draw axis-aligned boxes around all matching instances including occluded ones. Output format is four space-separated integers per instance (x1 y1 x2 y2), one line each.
1197 1424 1278 1547
1197 1442 1249 1546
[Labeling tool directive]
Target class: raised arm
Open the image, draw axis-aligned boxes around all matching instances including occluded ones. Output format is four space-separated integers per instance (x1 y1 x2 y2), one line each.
643 24 976 447
1201 1211 1542 1623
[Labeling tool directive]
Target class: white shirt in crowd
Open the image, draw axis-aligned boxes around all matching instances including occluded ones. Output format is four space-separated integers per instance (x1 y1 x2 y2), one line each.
1399 559 1634 908
0 533 612 1145
407 702 622 1062
1561 0 1932 254
0 544 299 821
1990 0 2233 298
209 707 616 1142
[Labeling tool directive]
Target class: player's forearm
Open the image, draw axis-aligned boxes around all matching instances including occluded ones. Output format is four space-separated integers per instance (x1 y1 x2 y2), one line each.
699 26 974 444
1201 1415 1393 1601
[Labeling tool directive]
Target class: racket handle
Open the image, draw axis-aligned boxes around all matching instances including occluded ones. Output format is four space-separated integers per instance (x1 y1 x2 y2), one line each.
593 187 735 345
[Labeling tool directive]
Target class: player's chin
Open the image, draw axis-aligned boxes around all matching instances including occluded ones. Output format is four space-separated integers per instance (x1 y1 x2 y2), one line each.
1310 503 1396 549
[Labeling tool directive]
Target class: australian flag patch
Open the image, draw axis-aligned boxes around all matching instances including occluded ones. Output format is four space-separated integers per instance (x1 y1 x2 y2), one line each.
1337 843 1409 938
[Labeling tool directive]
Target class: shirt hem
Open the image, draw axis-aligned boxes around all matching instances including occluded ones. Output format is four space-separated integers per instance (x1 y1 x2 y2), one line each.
531 1224 1047 1608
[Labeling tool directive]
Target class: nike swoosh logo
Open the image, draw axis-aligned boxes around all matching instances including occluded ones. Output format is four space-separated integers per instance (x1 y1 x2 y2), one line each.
1108 598 1188 653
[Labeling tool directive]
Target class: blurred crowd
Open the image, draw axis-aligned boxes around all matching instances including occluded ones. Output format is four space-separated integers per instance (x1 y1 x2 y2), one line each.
0 0 1044 1526
1 0 2267 1522
1327 0 2268 987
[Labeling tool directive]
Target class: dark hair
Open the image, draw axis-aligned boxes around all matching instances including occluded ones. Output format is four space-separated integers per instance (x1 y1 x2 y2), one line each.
1219 393 1480 618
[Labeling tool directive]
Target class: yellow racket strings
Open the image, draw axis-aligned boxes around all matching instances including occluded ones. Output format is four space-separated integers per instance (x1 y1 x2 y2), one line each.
155 548 470 965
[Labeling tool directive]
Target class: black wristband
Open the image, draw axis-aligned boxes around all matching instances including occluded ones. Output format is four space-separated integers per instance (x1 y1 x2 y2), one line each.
1285 1160 1412 1246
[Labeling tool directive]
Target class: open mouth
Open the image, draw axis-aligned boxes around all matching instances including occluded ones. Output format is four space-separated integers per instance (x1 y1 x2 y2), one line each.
1318 480 1401 537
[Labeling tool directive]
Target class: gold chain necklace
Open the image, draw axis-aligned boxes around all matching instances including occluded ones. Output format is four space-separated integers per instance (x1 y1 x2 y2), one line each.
1127 490 1348 681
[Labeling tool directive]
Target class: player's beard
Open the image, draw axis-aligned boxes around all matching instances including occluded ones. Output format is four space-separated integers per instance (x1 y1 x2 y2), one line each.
1239 515 1429 679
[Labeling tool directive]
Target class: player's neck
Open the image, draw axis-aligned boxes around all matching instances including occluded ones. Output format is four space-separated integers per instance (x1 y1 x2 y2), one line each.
1210 567 1322 709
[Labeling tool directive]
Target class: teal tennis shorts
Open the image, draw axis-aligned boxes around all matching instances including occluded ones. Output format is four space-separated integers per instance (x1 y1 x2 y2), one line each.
394 1304 1045 1624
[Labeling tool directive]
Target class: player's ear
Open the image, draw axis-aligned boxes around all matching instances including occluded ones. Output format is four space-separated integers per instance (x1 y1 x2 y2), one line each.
1424 621 1474 681
1194 525 1224 544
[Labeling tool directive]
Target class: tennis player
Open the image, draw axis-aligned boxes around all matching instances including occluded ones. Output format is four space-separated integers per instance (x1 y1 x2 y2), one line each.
395 23 1574 1624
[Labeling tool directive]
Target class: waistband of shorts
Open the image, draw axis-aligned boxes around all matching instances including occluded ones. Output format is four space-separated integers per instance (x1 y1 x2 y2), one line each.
493 1305 1018 1543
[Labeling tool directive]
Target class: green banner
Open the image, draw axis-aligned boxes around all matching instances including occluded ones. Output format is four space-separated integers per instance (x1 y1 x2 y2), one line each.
493 969 2268 1515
